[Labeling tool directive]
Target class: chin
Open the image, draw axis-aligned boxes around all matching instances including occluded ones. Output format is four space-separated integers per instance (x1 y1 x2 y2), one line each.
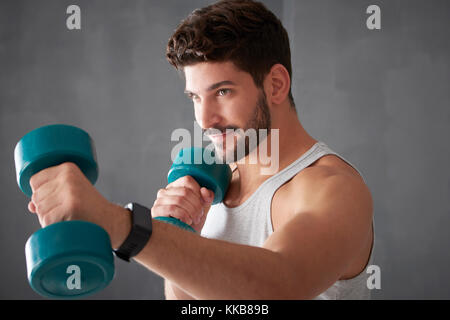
217 142 251 164
210 143 232 164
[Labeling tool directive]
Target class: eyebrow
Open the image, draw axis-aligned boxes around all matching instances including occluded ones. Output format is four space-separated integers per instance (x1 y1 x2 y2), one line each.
184 80 237 95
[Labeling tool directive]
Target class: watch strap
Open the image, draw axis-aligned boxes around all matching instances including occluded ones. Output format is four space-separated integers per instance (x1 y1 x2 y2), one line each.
114 202 153 262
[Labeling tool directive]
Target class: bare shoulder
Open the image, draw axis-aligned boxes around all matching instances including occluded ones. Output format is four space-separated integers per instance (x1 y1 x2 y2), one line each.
272 155 373 231
295 155 370 197
267 155 374 287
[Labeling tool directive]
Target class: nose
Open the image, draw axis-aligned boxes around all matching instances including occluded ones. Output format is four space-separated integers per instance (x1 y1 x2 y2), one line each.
195 98 222 130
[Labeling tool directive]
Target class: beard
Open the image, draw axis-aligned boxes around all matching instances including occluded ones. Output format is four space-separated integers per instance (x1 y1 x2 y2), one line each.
205 90 272 164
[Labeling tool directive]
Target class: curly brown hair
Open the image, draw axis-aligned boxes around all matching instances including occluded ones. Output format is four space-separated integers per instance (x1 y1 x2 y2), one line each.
166 0 295 109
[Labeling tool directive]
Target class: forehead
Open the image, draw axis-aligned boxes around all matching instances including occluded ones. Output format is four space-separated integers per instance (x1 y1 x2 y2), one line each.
184 61 252 91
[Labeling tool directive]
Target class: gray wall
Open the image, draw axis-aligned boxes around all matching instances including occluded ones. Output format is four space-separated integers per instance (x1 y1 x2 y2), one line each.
0 0 449 299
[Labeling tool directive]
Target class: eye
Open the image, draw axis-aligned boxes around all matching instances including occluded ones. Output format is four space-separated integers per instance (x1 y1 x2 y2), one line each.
217 88 231 96
186 93 199 101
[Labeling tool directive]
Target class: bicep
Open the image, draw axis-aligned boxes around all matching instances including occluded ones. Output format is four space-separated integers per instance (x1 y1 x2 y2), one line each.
262 174 373 298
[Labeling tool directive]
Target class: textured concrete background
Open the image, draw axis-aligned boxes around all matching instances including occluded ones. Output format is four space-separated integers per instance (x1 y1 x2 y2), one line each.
0 0 449 299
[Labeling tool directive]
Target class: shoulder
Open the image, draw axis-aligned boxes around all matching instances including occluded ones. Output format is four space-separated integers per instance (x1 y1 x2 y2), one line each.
296 156 372 213
297 156 367 191
272 155 373 230
265 157 374 293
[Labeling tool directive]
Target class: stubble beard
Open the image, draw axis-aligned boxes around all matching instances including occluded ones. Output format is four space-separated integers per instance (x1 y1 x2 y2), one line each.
213 90 272 164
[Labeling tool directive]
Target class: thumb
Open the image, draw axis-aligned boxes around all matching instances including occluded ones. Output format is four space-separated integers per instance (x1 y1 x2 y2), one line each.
28 200 36 214
200 187 214 205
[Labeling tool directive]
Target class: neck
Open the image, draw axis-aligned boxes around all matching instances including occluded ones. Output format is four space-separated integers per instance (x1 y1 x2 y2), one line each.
231 106 317 201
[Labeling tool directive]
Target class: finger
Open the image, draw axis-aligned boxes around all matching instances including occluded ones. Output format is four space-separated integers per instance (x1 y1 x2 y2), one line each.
36 201 63 228
31 179 58 205
28 201 36 214
29 164 62 193
166 176 201 194
153 194 200 222
158 187 203 212
198 188 215 224
152 204 193 225
200 187 214 204
34 194 63 217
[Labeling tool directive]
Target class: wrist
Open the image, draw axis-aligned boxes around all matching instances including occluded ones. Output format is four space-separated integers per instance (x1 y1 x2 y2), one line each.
109 203 133 249
114 202 153 262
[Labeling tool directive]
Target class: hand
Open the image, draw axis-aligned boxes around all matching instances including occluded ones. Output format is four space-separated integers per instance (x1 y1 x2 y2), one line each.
151 176 214 233
27 162 126 246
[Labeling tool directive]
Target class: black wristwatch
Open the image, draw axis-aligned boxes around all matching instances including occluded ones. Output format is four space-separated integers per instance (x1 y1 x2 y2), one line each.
114 202 153 262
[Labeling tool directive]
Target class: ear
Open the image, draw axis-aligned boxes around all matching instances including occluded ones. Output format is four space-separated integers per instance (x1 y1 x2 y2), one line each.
265 64 291 105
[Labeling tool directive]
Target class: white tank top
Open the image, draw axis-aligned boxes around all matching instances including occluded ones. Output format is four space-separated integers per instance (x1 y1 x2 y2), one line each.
201 141 375 299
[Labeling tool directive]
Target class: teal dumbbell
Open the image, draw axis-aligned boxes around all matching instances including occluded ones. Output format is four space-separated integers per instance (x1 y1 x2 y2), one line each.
153 147 232 232
14 124 114 299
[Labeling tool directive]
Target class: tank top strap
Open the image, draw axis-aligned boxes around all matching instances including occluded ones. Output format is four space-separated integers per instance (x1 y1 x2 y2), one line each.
262 141 337 195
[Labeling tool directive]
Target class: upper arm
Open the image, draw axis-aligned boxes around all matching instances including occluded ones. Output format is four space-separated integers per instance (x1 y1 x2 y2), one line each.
262 170 373 298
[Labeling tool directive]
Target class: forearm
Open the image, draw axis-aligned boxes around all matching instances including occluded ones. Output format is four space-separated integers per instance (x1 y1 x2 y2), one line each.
133 219 296 299
165 280 195 300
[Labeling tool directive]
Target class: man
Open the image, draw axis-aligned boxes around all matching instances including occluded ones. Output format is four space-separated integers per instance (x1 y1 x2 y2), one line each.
28 0 374 299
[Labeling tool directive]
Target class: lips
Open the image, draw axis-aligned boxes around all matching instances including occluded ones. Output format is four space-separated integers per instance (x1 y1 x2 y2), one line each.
208 132 226 138
208 131 232 142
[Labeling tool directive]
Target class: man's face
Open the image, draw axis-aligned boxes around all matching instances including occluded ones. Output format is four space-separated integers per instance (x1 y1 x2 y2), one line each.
184 61 271 162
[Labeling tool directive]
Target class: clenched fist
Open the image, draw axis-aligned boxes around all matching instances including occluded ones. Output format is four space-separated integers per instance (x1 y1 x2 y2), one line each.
151 176 215 233
27 162 125 246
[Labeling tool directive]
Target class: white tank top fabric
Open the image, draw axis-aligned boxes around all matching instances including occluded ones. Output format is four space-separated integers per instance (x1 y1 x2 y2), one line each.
201 141 375 299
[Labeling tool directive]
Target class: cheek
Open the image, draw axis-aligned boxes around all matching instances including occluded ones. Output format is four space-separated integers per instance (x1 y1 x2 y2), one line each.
225 99 253 126
193 104 206 127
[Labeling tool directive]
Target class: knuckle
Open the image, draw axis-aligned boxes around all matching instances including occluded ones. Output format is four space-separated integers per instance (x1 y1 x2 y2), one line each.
168 205 186 220
180 175 191 182
41 214 51 227
183 175 196 184
67 181 79 195
180 187 190 197
62 162 76 170
167 204 178 213
61 163 78 179
29 174 41 191
29 176 37 189
157 188 165 198
31 192 38 204
65 195 79 212
177 175 192 186
173 196 185 207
